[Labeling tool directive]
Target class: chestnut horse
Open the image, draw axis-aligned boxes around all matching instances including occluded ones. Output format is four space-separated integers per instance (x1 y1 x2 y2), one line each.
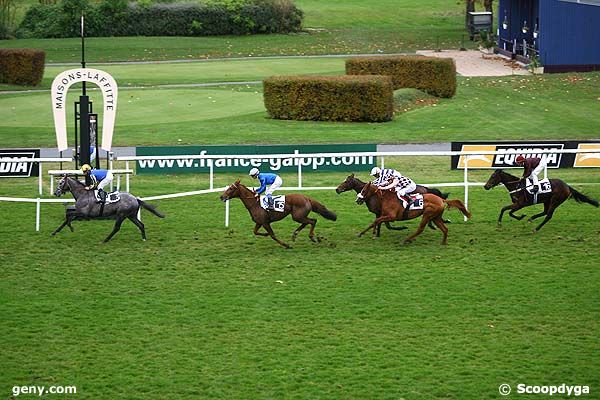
484 169 599 232
356 182 471 244
335 173 450 236
220 180 337 248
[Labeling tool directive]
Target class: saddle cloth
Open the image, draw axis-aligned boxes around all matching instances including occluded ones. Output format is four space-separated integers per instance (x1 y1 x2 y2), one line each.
397 193 424 210
94 190 121 204
259 195 285 212
525 178 552 194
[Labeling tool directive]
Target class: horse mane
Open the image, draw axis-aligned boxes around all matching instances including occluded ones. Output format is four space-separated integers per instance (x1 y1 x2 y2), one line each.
67 176 85 186
497 169 519 181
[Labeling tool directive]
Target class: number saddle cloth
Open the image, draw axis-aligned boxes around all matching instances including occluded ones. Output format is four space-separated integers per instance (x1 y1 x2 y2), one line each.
259 195 285 212
395 192 424 210
524 178 552 195
94 190 121 204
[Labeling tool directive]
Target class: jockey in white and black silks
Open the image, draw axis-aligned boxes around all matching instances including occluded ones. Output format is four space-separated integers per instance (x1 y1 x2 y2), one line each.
370 166 417 208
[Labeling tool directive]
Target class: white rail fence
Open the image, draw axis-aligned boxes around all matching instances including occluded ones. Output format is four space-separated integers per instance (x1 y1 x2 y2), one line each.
1 149 598 231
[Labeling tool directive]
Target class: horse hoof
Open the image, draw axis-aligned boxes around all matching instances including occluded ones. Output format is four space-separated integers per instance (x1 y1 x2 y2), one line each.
403 239 413 244
309 236 317 243
356 233 363 238
532 229 538 234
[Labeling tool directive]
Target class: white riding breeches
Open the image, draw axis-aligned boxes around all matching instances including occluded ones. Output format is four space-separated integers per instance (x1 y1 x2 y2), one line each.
529 163 545 187
265 176 283 196
97 171 114 191
396 182 417 197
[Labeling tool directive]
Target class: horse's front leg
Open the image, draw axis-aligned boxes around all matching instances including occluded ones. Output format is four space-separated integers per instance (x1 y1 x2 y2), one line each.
498 203 525 226
253 223 269 236
262 223 291 249
359 216 392 238
51 218 71 236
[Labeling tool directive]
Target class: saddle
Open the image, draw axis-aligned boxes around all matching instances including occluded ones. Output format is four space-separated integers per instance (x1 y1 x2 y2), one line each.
524 178 552 195
94 190 121 204
259 195 285 212
397 193 424 210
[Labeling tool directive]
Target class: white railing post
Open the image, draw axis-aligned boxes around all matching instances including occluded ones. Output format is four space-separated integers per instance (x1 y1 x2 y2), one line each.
38 163 43 196
225 199 230 227
544 163 548 179
116 174 121 191
463 155 469 222
296 150 302 189
209 159 214 190
109 152 114 191
50 174 54 195
125 161 130 192
35 198 41 232
380 156 385 169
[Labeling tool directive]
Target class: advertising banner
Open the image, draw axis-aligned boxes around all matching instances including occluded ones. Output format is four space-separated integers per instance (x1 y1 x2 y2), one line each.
451 141 600 169
0 149 40 178
136 144 377 174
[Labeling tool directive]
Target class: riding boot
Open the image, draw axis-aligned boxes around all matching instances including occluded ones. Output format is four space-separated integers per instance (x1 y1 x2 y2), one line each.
267 195 274 211
98 189 107 204
402 195 413 219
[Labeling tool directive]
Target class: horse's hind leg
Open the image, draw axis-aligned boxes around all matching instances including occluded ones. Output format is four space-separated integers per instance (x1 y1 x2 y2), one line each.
404 215 431 244
533 196 567 233
291 223 307 241
104 216 125 242
292 210 317 242
432 216 449 245
528 202 549 223
128 215 146 241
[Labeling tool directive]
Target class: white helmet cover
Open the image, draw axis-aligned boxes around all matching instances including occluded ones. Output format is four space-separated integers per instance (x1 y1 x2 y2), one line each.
249 167 260 177
370 166 381 176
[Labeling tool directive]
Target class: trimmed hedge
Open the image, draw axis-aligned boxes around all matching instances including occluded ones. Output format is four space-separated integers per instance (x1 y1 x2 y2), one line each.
346 56 457 98
263 75 394 122
18 0 303 38
0 49 46 86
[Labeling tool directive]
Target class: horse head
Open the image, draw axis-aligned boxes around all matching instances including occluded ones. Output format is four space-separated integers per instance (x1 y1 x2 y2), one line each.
54 175 70 197
220 180 242 202
335 173 356 194
356 182 377 205
484 169 504 190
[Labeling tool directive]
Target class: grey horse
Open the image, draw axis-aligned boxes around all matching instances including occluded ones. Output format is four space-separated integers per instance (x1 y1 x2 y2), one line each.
54 176 164 242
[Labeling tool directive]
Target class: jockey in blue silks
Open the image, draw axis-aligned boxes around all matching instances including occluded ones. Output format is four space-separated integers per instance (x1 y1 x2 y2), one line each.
81 164 113 203
249 168 282 210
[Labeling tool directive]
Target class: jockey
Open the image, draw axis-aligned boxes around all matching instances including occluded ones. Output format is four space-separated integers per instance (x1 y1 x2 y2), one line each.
81 164 113 203
249 167 282 210
370 166 417 208
515 155 546 194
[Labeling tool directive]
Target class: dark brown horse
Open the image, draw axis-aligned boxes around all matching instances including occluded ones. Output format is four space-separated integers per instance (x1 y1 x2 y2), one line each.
356 182 471 244
220 180 337 248
484 169 599 232
335 174 450 236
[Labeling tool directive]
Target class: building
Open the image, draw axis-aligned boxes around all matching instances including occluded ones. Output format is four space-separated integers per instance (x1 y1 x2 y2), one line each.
496 0 600 72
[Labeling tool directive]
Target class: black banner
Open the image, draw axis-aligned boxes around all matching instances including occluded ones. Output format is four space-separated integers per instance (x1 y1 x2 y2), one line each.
0 149 40 178
451 141 600 169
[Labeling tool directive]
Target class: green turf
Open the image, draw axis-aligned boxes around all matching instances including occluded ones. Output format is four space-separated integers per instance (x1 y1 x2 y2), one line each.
1 73 599 147
1 0 474 63
1 166 599 399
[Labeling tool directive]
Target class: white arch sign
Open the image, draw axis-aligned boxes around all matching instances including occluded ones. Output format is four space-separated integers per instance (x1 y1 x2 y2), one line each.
51 68 118 151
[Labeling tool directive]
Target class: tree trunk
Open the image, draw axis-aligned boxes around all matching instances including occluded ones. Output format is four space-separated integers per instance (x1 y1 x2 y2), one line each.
465 0 475 29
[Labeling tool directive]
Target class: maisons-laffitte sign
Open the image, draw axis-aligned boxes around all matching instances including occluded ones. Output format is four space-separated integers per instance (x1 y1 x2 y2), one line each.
51 68 118 151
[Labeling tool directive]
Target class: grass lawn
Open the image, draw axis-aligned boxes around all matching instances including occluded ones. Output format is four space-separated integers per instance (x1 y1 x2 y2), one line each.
1 0 473 63
1 72 599 147
1 166 599 399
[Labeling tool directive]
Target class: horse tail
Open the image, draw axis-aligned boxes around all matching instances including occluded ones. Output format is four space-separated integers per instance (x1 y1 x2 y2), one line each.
427 187 450 199
138 199 166 218
309 198 337 221
445 199 472 219
569 187 599 207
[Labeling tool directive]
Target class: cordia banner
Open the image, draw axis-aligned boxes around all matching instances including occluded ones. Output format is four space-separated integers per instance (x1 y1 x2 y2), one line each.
0 149 40 178
451 141 600 169
136 144 377 174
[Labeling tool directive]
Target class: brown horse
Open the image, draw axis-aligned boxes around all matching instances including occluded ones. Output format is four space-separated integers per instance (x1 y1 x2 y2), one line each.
356 182 471 244
484 169 599 232
220 180 337 248
335 173 450 236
